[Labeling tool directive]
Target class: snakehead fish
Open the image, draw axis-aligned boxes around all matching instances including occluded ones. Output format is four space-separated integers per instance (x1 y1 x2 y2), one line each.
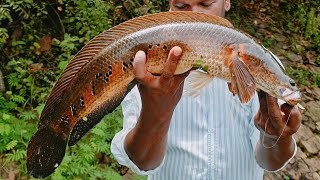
26 11 301 178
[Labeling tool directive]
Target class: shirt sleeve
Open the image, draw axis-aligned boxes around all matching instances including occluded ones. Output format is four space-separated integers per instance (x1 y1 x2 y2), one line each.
248 93 297 172
110 86 166 175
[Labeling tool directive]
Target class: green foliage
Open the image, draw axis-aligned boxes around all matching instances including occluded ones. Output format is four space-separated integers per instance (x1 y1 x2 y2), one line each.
62 0 113 44
283 175 291 180
287 1 320 53
0 96 38 176
287 67 320 87
0 0 164 178
49 109 124 180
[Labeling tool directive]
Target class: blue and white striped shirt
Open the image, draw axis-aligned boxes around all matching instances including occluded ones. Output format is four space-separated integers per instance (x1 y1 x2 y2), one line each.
111 71 294 180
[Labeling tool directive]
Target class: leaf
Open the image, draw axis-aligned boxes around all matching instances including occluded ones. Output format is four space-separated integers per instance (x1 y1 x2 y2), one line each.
20 111 37 121
6 140 18 150
5 150 26 161
0 123 11 135
35 103 45 115
10 95 25 103
92 128 106 137
58 61 68 70
11 40 26 46
38 35 52 52
192 59 209 72
2 113 11 120
80 143 92 153
7 74 19 87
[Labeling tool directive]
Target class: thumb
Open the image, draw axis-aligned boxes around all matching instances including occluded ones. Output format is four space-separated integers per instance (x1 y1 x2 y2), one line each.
133 51 147 81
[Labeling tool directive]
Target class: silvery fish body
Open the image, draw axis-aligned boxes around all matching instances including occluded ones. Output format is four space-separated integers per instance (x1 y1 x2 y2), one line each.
26 11 300 178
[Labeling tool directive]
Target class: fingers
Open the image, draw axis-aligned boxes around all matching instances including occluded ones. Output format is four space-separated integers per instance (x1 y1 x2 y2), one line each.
161 46 182 80
133 46 188 89
133 51 155 86
256 91 283 136
257 91 268 115
133 51 147 80
265 94 281 116
281 103 302 131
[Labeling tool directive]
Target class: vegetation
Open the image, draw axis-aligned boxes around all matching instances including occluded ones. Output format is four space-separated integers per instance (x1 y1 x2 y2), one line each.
287 1 320 55
0 0 167 179
0 0 319 179
284 1 320 86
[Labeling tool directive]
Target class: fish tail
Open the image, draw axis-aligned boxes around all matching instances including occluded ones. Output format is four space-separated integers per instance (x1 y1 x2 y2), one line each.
27 126 68 178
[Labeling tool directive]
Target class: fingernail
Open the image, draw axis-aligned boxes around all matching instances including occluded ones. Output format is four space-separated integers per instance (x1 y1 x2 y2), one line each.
135 51 145 61
173 47 182 57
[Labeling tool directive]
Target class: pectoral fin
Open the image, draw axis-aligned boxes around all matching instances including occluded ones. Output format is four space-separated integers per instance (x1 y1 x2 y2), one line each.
229 55 256 103
228 73 239 96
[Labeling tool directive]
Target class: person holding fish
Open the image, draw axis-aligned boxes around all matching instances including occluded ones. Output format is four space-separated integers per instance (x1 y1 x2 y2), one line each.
111 0 302 179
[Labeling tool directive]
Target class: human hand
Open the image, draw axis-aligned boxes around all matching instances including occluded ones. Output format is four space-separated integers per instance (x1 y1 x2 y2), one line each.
254 91 302 145
123 46 189 169
133 46 190 122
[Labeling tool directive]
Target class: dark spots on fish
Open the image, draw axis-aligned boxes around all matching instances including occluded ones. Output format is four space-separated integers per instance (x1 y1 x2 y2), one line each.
80 97 85 107
104 76 109 83
91 81 95 95
289 79 296 87
130 57 134 62
148 45 152 49
95 73 102 79
108 65 112 70
61 116 69 124
123 62 128 68
104 72 110 83
163 45 167 50
122 62 129 71
157 43 160 47
71 104 77 116
108 71 112 76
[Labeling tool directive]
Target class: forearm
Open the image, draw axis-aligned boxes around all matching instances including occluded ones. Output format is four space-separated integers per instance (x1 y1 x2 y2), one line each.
124 107 173 171
255 133 296 171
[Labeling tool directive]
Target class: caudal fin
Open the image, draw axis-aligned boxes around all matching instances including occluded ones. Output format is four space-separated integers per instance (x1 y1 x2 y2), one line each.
27 127 67 178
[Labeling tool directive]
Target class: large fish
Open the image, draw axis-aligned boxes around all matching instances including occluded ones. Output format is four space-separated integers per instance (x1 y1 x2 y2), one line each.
26 11 301 178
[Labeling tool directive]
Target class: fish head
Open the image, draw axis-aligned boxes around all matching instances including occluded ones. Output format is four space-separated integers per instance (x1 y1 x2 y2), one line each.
253 47 302 106
272 75 301 106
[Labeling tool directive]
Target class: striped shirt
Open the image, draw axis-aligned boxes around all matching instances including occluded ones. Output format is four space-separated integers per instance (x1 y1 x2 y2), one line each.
111 71 295 180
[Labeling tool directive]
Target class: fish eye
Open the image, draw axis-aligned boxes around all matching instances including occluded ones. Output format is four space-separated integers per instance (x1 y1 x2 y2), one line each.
289 79 296 86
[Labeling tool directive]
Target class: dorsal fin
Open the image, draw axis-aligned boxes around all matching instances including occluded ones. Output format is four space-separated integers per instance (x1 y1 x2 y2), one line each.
261 45 286 71
40 11 233 122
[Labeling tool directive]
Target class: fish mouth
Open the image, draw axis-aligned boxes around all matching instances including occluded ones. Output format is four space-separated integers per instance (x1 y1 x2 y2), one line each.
281 90 301 106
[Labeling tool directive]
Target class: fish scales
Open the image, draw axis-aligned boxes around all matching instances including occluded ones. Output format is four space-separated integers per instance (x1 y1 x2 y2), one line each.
27 11 300 178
